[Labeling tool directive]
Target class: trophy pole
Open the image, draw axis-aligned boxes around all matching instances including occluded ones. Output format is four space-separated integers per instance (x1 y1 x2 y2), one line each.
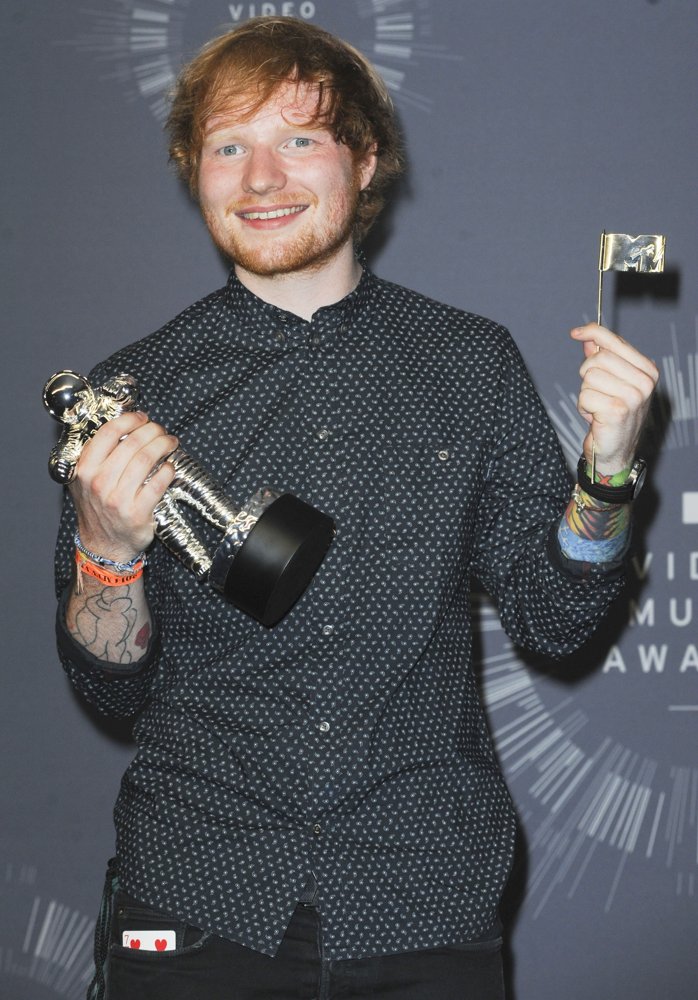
591 231 607 481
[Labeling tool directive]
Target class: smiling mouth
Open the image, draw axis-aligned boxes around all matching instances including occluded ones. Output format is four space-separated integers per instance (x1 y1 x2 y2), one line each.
237 206 307 220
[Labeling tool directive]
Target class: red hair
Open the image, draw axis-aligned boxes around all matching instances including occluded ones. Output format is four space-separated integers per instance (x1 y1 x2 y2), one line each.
166 17 403 241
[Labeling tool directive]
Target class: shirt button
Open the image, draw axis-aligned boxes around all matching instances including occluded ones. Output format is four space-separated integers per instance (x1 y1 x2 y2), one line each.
316 427 331 442
319 720 330 733
437 449 450 461
322 624 335 637
313 823 322 836
273 329 286 345
338 322 349 335
310 332 321 346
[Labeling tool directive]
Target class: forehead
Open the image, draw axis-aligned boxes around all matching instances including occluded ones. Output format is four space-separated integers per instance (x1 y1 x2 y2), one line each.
204 80 327 136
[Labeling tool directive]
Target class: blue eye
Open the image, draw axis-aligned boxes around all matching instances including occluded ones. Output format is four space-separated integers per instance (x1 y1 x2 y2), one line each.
287 137 313 149
220 144 243 156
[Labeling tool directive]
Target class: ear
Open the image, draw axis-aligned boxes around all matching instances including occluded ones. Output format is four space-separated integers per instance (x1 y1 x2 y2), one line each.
356 146 378 191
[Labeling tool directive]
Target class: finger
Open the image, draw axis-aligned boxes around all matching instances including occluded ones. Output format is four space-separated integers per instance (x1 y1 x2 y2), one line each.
580 348 648 380
581 366 652 410
109 421 177 473
80 421 172 489
580 354 657 401
111 432 179 500
139 459 177 507
571 324 659 381
114 459 177 533
582 338 601 359
577 385 641 430
119 461 176 530
78 411 150 472
580 347 659 396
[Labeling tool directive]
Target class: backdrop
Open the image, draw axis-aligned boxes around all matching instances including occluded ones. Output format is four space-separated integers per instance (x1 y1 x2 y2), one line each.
2 1 696 997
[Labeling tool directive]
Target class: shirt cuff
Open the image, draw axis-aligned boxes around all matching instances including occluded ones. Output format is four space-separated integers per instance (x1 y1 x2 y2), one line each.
557 518 631 564
547 523 627 582
56 585 160 680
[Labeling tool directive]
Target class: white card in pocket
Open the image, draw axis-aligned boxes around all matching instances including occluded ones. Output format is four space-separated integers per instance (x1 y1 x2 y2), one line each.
122 930 176 952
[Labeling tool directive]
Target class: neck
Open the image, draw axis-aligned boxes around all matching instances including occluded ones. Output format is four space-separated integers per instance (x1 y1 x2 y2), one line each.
234 243 362 321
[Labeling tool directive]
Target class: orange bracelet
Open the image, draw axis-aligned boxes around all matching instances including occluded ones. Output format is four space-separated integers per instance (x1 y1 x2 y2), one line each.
75 549 145 591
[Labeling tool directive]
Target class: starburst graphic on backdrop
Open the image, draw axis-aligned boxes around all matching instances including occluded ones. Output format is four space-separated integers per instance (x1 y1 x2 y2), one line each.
477 627 697 915
0 863 95 999
474 323 698 915
65 0 460 121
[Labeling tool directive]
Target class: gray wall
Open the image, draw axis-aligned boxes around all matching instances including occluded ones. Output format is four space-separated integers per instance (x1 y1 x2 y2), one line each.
2 1 696 997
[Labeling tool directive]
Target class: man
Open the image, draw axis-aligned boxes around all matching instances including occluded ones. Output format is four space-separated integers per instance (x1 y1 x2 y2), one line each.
53 16 658 1000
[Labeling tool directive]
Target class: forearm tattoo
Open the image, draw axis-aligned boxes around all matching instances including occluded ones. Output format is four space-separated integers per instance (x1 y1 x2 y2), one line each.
68 580 151 663
558 480 630 563
565 492 630 541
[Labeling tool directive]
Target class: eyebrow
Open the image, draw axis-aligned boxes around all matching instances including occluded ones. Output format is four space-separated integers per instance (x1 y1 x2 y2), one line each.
204 111 331 136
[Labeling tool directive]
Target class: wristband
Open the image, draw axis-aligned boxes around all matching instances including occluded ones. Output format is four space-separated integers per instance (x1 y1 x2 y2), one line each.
74 532 147 573
576 455 647 504
75 549 145 591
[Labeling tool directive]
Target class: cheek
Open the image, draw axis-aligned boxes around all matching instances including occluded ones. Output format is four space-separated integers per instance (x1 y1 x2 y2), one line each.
198 165 233 210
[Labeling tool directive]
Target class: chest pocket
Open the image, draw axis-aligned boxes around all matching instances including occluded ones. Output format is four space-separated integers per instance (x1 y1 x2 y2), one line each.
341 420 487 572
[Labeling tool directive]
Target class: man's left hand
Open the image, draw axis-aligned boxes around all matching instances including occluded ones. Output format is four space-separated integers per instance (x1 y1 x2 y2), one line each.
572 323 659 477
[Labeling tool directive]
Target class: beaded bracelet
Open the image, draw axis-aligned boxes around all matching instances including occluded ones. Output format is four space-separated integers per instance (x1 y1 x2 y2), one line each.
75 549 145 592
74 532 147 573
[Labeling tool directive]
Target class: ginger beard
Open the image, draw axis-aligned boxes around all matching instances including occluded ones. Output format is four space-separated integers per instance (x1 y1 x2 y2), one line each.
201 164 364 278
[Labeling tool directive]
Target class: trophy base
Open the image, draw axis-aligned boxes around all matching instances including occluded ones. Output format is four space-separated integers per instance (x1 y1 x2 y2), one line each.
210 494 335 627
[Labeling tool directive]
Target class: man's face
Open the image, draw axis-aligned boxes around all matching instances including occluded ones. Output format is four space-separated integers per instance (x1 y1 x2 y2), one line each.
197 83 376 278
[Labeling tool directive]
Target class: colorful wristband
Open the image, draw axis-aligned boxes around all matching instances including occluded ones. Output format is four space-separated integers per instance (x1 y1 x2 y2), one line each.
75 549 145 590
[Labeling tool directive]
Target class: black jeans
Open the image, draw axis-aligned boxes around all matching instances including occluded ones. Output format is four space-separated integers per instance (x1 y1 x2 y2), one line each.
104 891 506 1000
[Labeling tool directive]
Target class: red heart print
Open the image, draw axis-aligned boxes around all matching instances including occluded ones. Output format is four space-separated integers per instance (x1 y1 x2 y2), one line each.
129 939 141 949
155 939 167 952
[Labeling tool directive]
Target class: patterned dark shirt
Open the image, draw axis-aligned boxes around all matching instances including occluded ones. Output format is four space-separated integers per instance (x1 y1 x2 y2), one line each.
55 267 624 960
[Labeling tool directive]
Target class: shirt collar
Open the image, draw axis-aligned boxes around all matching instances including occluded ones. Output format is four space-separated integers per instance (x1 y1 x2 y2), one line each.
220 264 377 350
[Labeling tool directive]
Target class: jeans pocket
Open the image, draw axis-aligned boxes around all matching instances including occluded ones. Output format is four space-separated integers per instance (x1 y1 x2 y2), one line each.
111 891 212 959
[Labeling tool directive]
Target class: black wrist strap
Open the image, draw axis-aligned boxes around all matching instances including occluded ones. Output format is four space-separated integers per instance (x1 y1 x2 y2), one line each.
576 455 644 504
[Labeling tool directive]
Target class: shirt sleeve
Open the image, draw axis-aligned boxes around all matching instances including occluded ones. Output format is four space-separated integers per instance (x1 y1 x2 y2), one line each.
54 487 161 720
469 329 626 658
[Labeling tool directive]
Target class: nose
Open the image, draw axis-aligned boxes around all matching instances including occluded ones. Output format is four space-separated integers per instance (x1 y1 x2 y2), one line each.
241 146 286 195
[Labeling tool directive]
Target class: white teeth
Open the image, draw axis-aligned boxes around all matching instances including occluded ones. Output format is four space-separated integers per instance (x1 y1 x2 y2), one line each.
241 206 305 220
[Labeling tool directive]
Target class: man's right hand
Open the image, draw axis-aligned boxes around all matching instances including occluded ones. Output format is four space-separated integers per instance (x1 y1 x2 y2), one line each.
69 411 178 562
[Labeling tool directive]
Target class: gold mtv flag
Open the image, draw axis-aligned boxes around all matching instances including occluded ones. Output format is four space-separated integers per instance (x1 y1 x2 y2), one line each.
599 232 666 274
596 231 666 323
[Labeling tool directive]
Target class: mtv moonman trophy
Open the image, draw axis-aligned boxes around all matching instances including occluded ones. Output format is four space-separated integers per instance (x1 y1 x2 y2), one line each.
589 231 666 479
43 370 335 627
